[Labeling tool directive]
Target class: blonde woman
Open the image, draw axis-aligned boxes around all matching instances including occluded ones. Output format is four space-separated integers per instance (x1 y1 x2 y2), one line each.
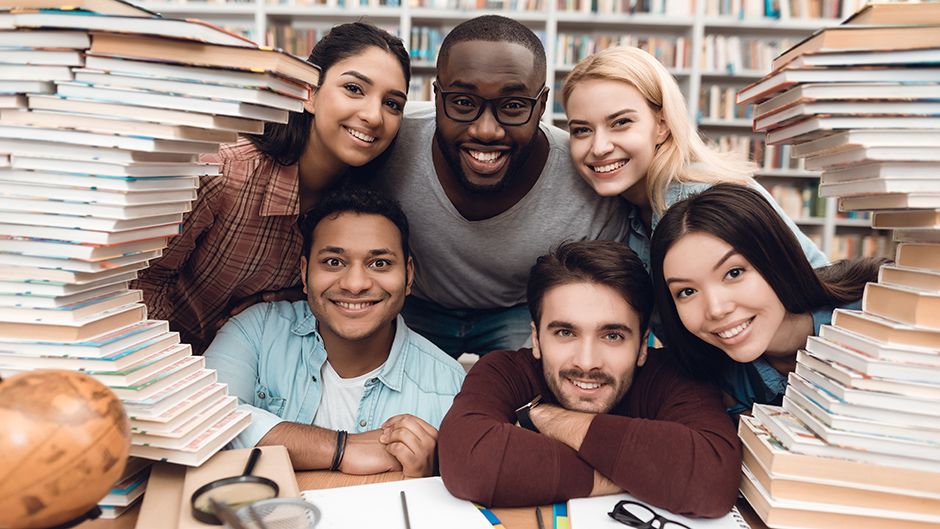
562 46 827 268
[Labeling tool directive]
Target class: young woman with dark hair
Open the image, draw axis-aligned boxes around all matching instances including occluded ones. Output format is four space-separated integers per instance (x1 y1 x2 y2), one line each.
134 22 411 354
650 184 884 415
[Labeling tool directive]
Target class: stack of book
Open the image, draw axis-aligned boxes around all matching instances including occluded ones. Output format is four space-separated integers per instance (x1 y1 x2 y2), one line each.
0 0 319 483
735 3 940 528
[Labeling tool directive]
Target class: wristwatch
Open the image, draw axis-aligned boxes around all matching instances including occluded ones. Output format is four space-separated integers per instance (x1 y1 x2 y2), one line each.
515 394 542 433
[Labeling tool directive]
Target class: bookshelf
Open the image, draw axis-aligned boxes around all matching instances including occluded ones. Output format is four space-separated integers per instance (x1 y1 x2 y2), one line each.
137 0 894 260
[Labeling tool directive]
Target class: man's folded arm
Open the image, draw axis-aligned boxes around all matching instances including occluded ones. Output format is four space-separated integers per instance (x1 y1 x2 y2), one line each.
437 352 595 507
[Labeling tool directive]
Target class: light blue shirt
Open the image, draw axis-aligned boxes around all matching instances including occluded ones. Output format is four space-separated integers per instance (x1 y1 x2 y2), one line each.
204 300 466 448
625 180 830 271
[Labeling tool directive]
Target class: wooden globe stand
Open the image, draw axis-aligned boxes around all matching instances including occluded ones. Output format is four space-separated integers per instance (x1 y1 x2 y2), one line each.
43 507 102 529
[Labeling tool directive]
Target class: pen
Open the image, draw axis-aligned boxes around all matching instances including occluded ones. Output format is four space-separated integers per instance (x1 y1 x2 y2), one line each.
535 506 545 529
400 490 413 529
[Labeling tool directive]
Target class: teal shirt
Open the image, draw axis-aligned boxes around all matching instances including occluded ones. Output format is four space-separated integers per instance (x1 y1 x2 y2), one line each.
204 300 466 448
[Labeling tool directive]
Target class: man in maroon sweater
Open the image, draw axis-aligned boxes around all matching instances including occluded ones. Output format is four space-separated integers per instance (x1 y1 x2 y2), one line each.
437 240 741 516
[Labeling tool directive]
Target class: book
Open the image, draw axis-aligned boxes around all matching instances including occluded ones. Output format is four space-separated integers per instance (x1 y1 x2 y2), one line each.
779 48 940 69
109 353 203 400
839 193 940 212
0 236 168 261
0 331 179 372
0 272 135 296
0 80 53 93
303 477 493 529
122 368 216 417
0 289 141 323
756 86 940 124
880 264 940 292
0 301 145 341
0 222 180 245
0 173 197 193
84 54 310 99
737 67 940 104
89 32 320 87
27 95 264 134
98 465 149 507
872 209 940 230
129 409 250 466
820 177 940 197
755 102 940 133
740 463 940 529
0 29 90 48
863 282 940 330
739 415 940 497
0 180 197 206
0 10 253 48
772 25 940 72
0 124 217 153
0 64 73 81
821 161 938 183
0 280 126 307
54 82 290 123
0 109 238 144
766 116 940 145
0 319 167 356
807 146 940 171
0 49 84 66
832 308 940 350
73 69 305 112
0 196 190 220
0 0 157 17
128 396 236 450
0 261 147 285
567 493 748 529
0 94 24 108
0 138 197 164
8 157 218 177
129 382 227 434
803 336 940 385
793 366 940 420
743 444 940 514
786 376 940 444
1 211 184 231
752 404 940 472
843 2 940 25
897 242 940 270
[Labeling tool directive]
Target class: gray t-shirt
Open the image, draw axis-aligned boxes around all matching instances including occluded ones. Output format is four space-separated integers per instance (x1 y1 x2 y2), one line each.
374 104 631 310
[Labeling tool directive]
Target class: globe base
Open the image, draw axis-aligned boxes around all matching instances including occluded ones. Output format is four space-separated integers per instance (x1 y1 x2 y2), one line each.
42 506 102 529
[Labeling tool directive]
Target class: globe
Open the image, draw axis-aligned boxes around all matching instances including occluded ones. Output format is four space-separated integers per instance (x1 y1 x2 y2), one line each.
0 370 131 529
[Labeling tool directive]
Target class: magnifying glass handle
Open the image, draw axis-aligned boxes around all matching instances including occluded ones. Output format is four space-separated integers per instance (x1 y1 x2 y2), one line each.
242 447 262 476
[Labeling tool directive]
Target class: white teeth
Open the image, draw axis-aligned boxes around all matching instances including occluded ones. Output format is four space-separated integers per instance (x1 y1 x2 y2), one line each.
468 150 502 163
590 160 627 173
571 380 601 390
717 319 751 339
346 127 376 143
336 301 375 310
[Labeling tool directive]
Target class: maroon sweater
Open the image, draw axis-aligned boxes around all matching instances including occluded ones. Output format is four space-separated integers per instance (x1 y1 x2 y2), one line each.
438 348 741 516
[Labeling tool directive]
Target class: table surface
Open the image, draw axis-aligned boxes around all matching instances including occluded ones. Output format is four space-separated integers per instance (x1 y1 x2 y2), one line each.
82 470 768 529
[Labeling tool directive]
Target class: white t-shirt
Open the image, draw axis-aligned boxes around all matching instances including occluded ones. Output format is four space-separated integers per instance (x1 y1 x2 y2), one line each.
312 360 385 432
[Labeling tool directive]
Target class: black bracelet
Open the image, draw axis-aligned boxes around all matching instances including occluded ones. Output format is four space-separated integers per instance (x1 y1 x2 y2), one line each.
330 430 348 471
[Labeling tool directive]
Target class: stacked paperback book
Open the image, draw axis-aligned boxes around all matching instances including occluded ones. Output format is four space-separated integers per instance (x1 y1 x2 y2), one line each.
0 0 320 515
736 2 940 528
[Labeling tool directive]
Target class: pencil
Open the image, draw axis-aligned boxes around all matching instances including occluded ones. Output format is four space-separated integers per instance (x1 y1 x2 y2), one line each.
535 506 545 529
400 490 413 529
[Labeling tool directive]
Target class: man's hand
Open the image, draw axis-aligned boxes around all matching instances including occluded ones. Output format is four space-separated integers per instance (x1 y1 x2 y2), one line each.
338 430 403 475
529 403 595 451
591 471 623 496
380 414 438 478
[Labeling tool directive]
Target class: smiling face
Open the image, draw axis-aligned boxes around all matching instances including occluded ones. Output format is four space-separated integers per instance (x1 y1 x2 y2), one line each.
662 232 788 364
305 46 408 168
301 212 413 348
565 79 669 202
434 40 547 193
532 282 647 414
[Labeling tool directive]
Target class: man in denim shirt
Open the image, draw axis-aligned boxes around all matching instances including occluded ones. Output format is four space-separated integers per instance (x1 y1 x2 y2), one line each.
205 189 465 476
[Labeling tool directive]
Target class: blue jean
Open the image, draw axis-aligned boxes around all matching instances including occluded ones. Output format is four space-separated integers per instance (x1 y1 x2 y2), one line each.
401 296 533 359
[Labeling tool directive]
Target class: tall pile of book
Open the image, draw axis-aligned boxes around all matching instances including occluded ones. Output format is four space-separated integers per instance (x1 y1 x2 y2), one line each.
735 2 940 528
0 0 320 516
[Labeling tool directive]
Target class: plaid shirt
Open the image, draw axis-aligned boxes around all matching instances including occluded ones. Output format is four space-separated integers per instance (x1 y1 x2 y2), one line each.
133 139 303 354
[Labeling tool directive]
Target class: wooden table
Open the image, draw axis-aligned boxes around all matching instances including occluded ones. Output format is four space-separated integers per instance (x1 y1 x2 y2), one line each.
83 470 768 529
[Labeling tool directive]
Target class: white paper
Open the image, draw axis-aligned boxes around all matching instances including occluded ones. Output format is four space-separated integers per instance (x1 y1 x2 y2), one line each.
568 492 749 529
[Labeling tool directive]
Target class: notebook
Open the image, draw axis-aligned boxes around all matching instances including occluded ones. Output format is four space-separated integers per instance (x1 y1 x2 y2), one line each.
302 476 492 529
567 492 749 529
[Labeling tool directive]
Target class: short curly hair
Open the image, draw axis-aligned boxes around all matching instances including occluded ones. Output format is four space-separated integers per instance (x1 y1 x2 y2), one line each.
437 15 546 81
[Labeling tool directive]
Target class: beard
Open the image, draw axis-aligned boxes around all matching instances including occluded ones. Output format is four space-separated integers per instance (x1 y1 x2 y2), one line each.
433 127 540 193
543 366 633 414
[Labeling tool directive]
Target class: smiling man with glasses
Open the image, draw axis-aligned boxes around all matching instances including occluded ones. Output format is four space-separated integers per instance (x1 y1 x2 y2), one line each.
369 15 630 358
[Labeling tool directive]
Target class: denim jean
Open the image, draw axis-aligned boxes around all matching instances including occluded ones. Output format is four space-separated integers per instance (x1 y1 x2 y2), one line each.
401 296 533 359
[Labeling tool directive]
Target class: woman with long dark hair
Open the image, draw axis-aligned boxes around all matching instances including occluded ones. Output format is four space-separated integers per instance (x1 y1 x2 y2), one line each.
134 23 411 353
650 184 883 415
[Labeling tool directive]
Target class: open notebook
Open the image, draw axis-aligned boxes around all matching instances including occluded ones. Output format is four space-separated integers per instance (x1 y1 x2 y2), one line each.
568 492 749 529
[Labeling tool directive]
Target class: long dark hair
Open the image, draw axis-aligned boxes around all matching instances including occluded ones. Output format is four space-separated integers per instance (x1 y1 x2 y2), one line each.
650 183 884 380
248 22 411 166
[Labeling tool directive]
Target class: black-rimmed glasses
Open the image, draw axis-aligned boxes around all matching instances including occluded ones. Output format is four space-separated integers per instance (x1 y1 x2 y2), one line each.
433 81 547 126
608 500 691 529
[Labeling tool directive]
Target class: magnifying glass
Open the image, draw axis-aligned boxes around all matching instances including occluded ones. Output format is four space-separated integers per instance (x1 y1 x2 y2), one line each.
191 447 280 525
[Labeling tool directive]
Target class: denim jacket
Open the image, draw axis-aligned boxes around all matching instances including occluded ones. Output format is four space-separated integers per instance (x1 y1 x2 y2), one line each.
205 300 466 448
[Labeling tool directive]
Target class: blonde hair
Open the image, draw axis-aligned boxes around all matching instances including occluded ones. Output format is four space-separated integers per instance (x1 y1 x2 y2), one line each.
561 46 755 214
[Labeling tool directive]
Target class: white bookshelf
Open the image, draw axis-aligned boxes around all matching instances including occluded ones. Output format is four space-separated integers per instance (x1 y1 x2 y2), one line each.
138 0 890 259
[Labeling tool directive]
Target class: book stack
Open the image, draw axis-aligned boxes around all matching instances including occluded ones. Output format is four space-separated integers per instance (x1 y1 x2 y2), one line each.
0 0 320 482
735 3 940 528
